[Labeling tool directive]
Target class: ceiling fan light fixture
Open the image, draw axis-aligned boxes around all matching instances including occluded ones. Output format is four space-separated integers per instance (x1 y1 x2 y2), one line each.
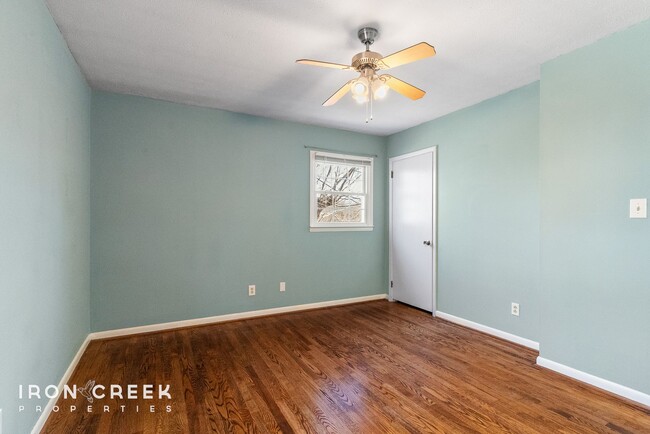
350 78 368 96
372 77 389 99
353 94 369 104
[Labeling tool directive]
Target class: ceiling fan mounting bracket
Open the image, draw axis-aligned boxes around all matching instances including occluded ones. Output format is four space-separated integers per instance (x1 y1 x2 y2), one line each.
358 27 379 51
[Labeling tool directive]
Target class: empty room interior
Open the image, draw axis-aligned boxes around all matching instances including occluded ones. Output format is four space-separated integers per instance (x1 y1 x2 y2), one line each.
2 0 650 433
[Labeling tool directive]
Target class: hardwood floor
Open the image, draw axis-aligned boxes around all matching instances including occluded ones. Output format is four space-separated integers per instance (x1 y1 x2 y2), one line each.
42 300 649 433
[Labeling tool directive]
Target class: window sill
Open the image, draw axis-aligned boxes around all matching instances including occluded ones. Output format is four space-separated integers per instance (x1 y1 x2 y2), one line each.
310 226 374 233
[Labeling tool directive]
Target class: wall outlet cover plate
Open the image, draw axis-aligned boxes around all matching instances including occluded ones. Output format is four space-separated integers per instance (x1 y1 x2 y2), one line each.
511 302 520 316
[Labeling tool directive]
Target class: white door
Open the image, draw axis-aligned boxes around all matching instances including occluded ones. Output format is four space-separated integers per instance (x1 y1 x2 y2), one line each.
390 148 436 312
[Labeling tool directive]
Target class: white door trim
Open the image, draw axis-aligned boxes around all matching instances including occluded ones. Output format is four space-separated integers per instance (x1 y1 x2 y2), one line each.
388 146 438 315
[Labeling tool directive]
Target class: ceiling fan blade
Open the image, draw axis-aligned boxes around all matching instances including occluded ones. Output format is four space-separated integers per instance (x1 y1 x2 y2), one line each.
378 42 436 69
296 59 352 70
383 75 426 100
323 80 353 106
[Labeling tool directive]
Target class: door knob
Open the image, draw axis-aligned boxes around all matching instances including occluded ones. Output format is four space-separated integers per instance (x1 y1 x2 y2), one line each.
423 240 431 246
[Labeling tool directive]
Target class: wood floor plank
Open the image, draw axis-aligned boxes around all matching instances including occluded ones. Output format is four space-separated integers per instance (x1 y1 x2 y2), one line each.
41 300 650 433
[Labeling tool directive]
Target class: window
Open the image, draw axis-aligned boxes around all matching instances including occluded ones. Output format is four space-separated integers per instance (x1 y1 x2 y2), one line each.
310 150 373 232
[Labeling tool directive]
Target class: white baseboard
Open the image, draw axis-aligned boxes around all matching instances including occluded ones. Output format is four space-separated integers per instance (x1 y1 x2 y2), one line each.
31 334 92 434
536 357 650 407
435 311 540 350
91 294 387 340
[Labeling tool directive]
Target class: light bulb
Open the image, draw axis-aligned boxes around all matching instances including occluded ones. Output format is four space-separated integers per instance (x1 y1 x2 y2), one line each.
373 83 389 99
372 77 389 99
353 94 369 104
351 80 367 96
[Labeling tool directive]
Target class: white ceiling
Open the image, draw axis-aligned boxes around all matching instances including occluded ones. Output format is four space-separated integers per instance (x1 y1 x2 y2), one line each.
46 0 650 136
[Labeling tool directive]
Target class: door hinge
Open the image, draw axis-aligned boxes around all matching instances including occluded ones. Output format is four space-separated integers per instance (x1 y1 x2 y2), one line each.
390 170 394 179
390 280 393 288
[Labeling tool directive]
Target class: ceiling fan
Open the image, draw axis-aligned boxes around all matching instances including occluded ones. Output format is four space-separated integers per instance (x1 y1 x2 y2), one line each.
296 27 436 121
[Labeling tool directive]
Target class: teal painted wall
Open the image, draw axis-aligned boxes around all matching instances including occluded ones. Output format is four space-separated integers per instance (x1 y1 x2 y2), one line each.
387 83 541 342
539 19 650 393
0 0 91 432
90 92 387 332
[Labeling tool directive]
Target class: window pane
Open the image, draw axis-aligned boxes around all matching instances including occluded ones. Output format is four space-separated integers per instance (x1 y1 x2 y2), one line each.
316 194 365 223
315 162 365 193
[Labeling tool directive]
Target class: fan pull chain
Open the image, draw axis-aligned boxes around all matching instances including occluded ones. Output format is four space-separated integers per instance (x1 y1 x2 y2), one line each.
365 96 369 123
365 81 374 124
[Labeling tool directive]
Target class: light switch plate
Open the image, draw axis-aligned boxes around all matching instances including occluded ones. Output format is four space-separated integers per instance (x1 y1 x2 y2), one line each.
630 198 647 219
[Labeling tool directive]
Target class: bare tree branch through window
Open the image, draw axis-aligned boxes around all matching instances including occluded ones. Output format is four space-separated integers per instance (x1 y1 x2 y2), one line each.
310 151 373 230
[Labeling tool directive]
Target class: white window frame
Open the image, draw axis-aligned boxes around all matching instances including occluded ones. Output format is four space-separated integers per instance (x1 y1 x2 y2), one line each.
309 150 374 232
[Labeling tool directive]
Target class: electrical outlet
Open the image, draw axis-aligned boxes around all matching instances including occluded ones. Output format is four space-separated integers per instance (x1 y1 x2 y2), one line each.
248 285 255 296
280 281 286 292
511 302 520 317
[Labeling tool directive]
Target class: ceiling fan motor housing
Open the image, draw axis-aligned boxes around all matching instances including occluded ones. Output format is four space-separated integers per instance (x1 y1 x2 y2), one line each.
352 51 383 71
